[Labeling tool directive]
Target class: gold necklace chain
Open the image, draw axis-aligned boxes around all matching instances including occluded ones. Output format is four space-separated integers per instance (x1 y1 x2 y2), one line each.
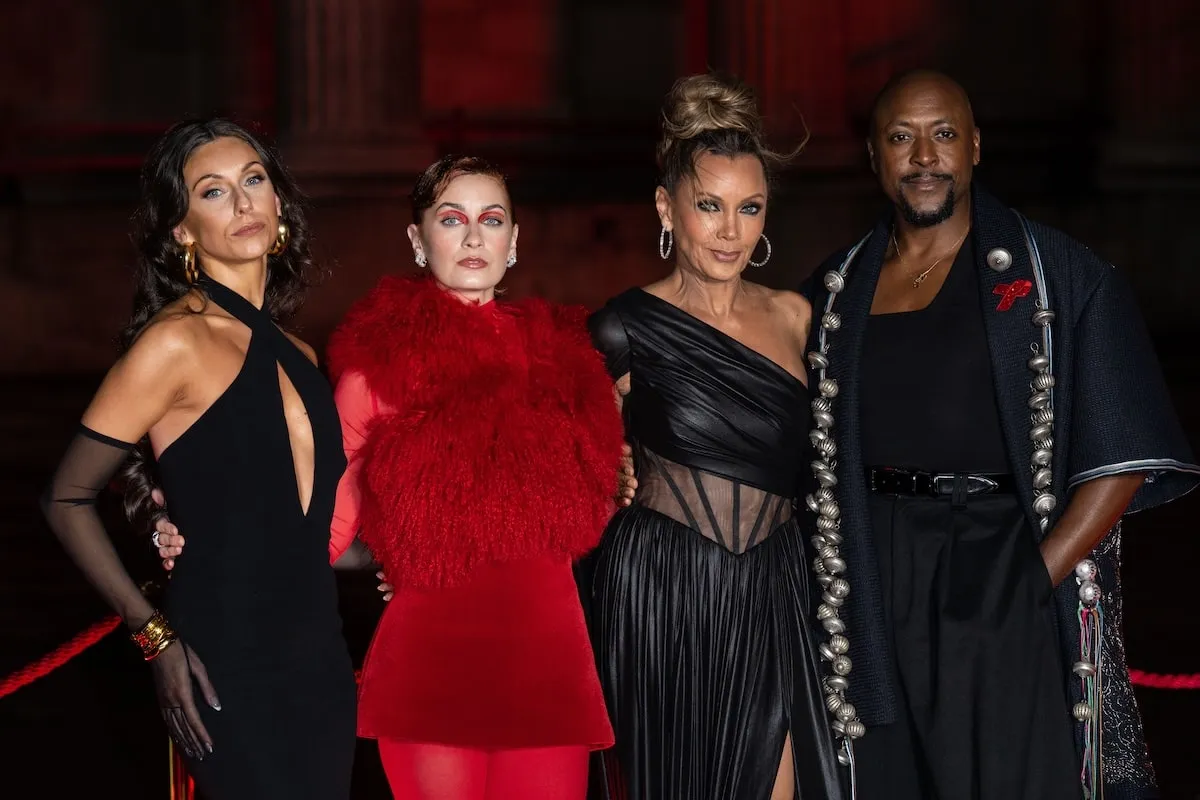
891 226 971 289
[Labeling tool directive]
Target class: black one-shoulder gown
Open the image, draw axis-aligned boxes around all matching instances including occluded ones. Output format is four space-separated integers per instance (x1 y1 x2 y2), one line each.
583 288 844 800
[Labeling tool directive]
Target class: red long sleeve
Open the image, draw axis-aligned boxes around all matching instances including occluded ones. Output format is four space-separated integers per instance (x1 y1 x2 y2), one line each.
328 370 390 563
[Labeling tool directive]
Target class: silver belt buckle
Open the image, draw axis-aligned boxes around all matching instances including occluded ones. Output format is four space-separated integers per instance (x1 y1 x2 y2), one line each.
930 474 953 496
931 473 1000 496
967 475 999 494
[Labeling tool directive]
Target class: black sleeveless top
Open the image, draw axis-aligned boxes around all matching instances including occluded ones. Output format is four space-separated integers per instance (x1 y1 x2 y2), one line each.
157 275 349 674
860 234 1009 473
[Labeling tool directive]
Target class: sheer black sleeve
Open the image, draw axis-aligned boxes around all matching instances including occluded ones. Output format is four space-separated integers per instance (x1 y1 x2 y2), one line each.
40 425 156 628
587 303 631 380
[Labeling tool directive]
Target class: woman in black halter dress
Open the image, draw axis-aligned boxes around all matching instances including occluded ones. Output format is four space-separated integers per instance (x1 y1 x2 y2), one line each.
40 120 355 799
580 75 844 800
155 274 356 797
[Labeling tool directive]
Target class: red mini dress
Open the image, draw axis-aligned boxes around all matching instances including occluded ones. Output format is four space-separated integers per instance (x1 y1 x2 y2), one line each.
325 276 622 750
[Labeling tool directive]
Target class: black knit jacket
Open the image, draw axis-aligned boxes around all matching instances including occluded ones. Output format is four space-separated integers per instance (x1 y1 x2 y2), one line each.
801 184 1197 798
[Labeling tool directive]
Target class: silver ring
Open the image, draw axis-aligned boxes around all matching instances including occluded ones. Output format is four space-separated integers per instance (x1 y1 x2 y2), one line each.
151 531 162 548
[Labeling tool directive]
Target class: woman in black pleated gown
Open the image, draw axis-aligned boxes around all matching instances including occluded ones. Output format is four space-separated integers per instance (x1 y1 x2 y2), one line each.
580 75 844 800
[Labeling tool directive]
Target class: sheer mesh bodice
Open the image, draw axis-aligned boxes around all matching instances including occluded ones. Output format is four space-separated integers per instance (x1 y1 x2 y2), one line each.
589 288 809 553
636 445 793 553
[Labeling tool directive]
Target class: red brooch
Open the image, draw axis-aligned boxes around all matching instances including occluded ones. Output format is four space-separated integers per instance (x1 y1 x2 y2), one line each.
993 279 1033 311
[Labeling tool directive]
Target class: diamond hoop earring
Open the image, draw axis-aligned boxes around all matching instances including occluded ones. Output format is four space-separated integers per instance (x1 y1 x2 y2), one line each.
749 233 771 268
659 227 673 260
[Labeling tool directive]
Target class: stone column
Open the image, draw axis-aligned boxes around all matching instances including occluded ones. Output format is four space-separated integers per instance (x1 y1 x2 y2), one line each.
279 0 432 190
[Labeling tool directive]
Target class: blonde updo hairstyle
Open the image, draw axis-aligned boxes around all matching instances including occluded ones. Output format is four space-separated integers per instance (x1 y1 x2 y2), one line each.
656 73 792 195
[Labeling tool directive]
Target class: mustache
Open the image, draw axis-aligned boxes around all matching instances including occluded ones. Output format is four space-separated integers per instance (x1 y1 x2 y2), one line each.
901 172 954 183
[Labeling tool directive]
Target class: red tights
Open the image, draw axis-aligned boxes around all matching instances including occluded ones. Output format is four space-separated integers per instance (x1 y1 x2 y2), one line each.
378 740 590 800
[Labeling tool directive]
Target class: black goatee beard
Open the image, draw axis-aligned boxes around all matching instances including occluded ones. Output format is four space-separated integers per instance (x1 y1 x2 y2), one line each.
897 182 957 228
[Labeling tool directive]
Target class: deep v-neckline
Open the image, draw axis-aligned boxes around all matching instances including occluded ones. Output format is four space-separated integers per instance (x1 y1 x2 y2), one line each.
198 274 319 520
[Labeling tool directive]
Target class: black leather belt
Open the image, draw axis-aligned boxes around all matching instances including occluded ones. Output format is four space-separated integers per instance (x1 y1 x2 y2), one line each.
866 466 1016 497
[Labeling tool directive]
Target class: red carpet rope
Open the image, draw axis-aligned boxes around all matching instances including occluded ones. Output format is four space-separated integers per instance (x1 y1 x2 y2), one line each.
1127 669 1200 690
0 614 121 699
1 616 1198 700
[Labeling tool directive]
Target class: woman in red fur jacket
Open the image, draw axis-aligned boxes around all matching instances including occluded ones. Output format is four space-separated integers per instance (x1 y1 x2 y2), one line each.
326 155 624 797
155 155 626 799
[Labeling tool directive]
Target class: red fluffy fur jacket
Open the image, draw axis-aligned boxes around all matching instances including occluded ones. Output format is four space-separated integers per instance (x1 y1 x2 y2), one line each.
326 275 625 590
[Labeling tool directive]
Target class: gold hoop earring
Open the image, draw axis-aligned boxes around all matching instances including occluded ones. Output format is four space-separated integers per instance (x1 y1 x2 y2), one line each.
268 222 290 256
181 242 199 284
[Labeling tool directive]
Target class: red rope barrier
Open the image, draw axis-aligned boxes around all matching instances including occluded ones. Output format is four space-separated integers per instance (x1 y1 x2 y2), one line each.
0 614 122 699
1129 669 1200 690
1 615 1199 701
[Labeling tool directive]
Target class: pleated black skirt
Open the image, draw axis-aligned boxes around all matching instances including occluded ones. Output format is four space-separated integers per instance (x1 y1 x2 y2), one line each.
582 504 845 800
853 493 1078 800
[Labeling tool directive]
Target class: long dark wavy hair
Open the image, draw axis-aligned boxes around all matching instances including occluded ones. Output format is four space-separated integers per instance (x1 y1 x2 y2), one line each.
119 118 315 525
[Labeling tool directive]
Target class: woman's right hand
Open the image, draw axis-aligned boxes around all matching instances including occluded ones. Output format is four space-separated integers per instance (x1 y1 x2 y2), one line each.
150 640 221 760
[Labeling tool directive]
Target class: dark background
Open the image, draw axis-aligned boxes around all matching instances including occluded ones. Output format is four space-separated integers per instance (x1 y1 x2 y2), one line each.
2 1 1198 797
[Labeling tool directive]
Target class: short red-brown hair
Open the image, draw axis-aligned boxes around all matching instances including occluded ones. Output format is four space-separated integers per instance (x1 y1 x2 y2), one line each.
410 155 511 224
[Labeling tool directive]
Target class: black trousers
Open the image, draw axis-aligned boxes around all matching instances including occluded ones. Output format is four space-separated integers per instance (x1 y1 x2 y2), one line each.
853 493 1078 800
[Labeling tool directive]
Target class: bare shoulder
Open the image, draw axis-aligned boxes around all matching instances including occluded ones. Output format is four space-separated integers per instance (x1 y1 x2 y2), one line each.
126 305 207 367
84 306 205 435
768 287 812 319
744 282 811 322
745 284 813 349
121 289 250 380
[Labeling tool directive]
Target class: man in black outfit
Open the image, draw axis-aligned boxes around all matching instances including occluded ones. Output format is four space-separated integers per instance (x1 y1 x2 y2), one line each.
801 69 1196 799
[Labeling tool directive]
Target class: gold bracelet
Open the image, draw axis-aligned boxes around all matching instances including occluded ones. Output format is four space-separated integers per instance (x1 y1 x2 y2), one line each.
130 610 178 661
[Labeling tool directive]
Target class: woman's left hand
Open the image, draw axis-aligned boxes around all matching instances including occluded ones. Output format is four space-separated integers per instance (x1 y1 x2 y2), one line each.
150 489 185 570
376 571 394 602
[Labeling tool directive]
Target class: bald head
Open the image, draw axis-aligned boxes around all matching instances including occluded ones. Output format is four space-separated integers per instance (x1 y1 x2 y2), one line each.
866 69 980 228
870 70 974 138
